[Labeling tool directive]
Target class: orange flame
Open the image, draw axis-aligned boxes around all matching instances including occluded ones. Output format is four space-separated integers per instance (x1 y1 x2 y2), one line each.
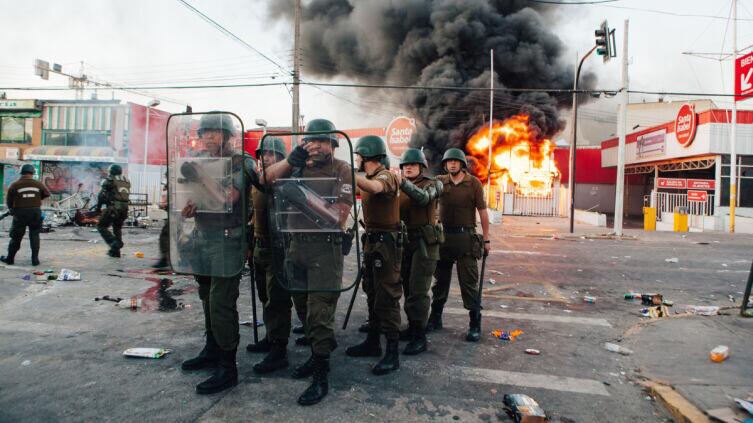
466 114 559 196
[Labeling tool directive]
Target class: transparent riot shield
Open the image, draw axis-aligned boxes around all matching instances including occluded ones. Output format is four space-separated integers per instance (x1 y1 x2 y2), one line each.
166 112 247 277
260 131 360 293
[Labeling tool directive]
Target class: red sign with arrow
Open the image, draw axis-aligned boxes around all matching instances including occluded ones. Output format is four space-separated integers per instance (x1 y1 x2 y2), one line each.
736 51 753 102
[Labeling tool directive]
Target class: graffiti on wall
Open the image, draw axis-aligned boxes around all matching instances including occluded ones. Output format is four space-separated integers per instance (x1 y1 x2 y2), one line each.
41 162 110 201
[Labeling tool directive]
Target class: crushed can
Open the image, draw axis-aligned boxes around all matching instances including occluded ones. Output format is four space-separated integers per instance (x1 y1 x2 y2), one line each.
503 394 547 423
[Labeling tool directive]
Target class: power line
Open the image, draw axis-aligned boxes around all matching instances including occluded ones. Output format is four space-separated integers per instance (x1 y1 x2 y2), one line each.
525 0 618 4
175 0 290 74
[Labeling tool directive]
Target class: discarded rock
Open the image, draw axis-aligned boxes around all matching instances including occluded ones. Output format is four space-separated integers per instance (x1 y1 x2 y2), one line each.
604 342 633 356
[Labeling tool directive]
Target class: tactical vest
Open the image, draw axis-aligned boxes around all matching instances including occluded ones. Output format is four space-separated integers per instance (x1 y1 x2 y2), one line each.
110 175 131 203
361 167 400 232
399 175 438 230
9 178 47 209
437 172 482 227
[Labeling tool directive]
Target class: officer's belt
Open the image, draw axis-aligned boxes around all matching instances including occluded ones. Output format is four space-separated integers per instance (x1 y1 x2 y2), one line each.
289 232 343 243
197 226 244 239
443 226 475 234
364 231 399 244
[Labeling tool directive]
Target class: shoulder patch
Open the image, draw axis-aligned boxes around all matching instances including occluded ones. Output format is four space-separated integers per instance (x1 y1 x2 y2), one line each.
341 184 353 194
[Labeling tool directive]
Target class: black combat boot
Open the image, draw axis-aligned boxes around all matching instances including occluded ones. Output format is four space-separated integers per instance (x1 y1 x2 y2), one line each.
291 349 315 379
252 340 289 374
246 335 271 353
403 323 427 356
398 326 412 341
292 325 305 335
107 247 121 258
182 333 220 371
345 330 382 357
31 255 40 266
358 320 370 334
297 355 330 406
196 348 238 395
152 257 169 269
425 306 443 332
465 310 481 342
372 340 400 375
0 255 15 265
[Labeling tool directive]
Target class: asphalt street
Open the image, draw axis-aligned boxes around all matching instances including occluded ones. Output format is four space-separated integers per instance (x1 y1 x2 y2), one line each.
0 217 751 422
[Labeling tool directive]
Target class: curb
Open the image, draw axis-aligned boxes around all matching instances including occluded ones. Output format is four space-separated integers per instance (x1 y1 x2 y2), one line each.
639 380 711 423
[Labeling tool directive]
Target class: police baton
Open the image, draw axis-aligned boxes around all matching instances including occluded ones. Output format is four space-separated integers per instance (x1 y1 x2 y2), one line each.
342 270 362 330
476 250 489 310
249 258 259 344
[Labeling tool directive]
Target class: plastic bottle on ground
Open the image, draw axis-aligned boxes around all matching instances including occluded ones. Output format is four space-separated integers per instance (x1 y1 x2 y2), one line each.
709 345 729 363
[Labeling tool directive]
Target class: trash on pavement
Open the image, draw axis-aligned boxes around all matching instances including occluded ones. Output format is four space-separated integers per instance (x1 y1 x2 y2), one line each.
95 295 123 303
123 348 171 359
734 398 753 415
117 297 142 310
662 299 674 306
604 342 633 356
624 292 641 300
134 252 144 258
683 305 720 316
57 269 81 281
43 269 53 273
665 257 679 263
583 295 596 304
524 349 541 355
710 345 730 363
491 329 524 341
641 305 670 318
21 274 31 281
641 293 663 306
239 320 264 327
503 394 547 423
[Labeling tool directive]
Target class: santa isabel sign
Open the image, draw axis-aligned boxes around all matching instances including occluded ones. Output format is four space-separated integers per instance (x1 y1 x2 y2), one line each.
385 116 416 157
674 103 697 147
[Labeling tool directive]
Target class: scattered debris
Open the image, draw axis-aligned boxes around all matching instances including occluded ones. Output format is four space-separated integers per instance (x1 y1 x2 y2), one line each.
665 258 679 263
583 296 596 304
117 297 142 310
489 278 496 285
641 293 663 306
503 394 547 423
710 345 730 363
682 305 720 316
57 269 81 281
489 270 504 276
734 398 753 415
239 320 264 328
728 294 735 303
21 274 31 281
123 348 171 359
21 360 31 366
707 407 750 423
624 292 641 300
94 295 123 303
524 349 541 356
662 300 674 306
134 252 145 258
499 304 509 309
604 342 633 356
694 242 709 245
641 305 670 318
491 329 524 341
87 239 98 244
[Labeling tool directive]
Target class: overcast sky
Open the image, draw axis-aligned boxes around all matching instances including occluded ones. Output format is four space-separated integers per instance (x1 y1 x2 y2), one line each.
1 0 752 131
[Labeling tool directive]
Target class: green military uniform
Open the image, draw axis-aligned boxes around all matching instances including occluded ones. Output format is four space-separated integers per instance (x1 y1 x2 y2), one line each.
96 165 131 258
397 148 443 355
429 149 486 342
1 165 50 266
346 135 403 376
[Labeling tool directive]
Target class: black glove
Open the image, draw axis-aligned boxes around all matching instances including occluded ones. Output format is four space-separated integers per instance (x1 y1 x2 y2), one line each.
286 144 309 168
180 161 200 182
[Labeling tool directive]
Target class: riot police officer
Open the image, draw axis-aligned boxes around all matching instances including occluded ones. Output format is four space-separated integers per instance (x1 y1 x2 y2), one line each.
179 113 253 395
249 137 309 372
1 164 50 266
395 148 442 355
95 164 131 258
428 148 490 342
346 135 403 375
263 118 354 405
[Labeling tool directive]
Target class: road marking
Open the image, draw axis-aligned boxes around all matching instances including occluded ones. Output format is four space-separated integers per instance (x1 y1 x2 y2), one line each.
449 365 610 396
0 319 91 335
444 308 612 327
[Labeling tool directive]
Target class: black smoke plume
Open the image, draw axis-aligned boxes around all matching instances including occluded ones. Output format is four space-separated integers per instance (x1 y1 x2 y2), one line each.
270 0 594 167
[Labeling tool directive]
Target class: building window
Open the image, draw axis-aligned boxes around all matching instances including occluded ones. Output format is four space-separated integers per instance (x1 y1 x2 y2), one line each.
43 131 110 147
0 117 32 143
720 155 753 208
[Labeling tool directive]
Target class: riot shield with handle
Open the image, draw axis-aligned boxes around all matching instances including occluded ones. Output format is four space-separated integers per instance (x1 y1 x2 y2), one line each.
166 112 247 277
260 127 360 294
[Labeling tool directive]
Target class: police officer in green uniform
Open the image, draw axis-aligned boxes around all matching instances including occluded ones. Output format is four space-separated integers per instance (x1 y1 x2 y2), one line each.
394 148 443 355
179 113 253 395
428 148 491 342
346 135 403 375
95 164 131 258
1 164 50 266
248 137 309 370
263 119 353 405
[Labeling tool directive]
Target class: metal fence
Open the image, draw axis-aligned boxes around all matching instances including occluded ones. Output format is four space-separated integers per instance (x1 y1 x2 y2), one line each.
654 191 715 220
504 185 565 217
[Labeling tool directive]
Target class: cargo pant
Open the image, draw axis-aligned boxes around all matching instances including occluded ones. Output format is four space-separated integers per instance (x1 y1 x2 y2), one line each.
7 208 43 259
400 233 439 327
285 237 342 356
193 232 244 352
431 231 480 311
256 241 307 343
97 206 128 247
363 233 403 341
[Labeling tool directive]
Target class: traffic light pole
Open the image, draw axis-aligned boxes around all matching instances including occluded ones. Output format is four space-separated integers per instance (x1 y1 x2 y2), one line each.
569 45 598 233
614 19 630 237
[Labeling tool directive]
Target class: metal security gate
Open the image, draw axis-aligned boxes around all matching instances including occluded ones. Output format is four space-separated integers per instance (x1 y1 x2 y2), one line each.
504 185 564 216
654 191 715 220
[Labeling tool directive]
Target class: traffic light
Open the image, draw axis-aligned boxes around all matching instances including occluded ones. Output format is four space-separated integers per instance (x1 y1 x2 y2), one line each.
594 21 614 63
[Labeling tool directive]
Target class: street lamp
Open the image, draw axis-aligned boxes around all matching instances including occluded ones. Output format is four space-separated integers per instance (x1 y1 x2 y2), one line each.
143 99 161 196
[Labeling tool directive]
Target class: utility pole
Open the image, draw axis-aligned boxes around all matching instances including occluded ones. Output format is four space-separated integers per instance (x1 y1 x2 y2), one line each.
487 49 494 209
292 0 301 142
730 0 738 232
614 19 629 237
